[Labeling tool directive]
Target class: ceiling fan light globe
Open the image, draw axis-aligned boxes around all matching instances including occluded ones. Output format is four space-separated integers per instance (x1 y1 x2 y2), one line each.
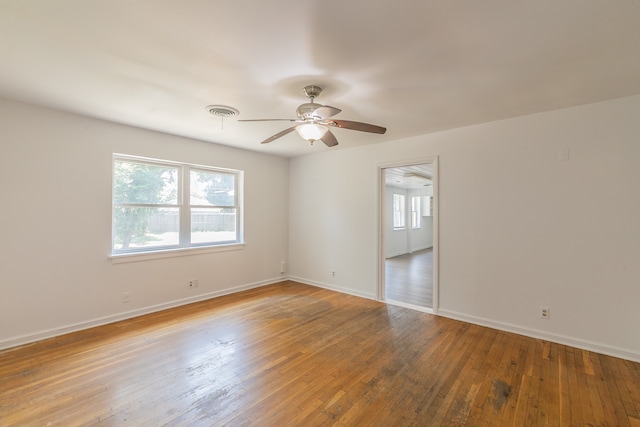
296 123 328 142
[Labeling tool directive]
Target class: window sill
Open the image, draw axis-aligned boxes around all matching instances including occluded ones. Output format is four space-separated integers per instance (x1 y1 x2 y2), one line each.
109 242 245 264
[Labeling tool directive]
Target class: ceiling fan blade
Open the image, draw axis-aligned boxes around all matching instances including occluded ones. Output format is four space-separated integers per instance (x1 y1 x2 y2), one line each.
312 105 341 119
327 119 386 134
238 118 297 122
320 130 339 147
260 126 296 144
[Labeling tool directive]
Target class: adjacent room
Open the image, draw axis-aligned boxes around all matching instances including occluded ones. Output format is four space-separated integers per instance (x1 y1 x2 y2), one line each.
1 1 640 425
384 164 435 310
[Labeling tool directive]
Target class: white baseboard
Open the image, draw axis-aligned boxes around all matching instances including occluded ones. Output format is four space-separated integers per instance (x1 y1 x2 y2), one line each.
385 251 407 258
437 308 640 364
0 277 283 351
386 246 433 259
5 278 637 365
288 276 378 301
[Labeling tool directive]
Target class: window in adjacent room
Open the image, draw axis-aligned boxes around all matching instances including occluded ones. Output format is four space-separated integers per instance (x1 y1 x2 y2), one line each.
393 193 406 229
424 195 433 217
112 155 242 255
411 195 421 229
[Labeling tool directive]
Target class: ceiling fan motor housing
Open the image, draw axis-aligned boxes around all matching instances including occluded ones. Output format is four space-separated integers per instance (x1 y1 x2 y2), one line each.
296 102 321 120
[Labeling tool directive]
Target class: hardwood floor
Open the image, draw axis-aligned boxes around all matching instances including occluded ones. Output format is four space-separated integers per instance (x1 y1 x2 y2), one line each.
2 281 639 426
386 249 433 308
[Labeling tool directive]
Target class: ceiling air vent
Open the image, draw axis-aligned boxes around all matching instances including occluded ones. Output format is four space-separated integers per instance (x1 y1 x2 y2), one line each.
205 105 239 117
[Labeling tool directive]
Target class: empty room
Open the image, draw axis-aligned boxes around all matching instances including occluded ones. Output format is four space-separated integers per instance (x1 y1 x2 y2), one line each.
1 1 640 425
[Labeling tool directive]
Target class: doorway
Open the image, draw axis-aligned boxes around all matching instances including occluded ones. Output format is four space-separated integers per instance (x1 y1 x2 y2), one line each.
379 159 438 313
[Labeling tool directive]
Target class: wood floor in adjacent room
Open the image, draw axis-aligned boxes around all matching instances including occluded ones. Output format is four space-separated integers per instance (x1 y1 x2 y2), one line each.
386 248 433 308
1 281 639 426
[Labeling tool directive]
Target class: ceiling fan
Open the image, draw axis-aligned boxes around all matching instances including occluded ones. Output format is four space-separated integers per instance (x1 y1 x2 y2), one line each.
238 85 387 147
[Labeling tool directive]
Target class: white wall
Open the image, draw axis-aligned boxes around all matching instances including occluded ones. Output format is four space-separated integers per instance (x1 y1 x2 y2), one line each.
289 95 640 361
0 99 289 348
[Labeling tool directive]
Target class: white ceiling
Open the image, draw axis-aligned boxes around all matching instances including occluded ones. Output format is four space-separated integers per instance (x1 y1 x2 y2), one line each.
2 1 640 158
385 164 433 190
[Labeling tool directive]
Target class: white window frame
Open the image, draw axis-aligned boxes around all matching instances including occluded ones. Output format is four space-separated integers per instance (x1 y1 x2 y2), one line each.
393 193 406 230
111 154 243 259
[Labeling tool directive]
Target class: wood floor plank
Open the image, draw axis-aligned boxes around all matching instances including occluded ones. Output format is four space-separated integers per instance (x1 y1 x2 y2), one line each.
502 337 529 423
528 342 543 426
565 346 585 425
1 280 639 426
573 345 597 423
584 352 609 425
538 341 557 425
556 344 572 426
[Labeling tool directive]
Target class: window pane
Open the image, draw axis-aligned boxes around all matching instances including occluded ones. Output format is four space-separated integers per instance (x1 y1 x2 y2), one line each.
190 170 235 206
113 207 179 250
191 207 237 244
393 194 405 228
113 161 178 204
411 196 421 228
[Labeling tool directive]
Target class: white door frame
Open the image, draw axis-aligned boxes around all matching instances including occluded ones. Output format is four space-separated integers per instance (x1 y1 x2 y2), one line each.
378 156 439 314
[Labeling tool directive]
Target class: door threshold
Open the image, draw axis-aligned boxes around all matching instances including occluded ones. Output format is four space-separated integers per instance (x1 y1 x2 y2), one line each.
385 299 434 314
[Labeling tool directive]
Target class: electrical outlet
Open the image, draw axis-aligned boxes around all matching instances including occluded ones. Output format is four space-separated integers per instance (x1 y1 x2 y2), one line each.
122 292 130 304
540 306 550 319
332 271 336 277
280 261 286 274
188 279 199 288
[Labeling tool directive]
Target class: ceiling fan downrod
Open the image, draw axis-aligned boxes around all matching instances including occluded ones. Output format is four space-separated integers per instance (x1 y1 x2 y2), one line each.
303 85 322 102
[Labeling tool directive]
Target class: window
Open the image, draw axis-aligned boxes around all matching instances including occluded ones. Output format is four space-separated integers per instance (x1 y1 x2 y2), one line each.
411 196 421 229
112 155 242 254
393 194 405 229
